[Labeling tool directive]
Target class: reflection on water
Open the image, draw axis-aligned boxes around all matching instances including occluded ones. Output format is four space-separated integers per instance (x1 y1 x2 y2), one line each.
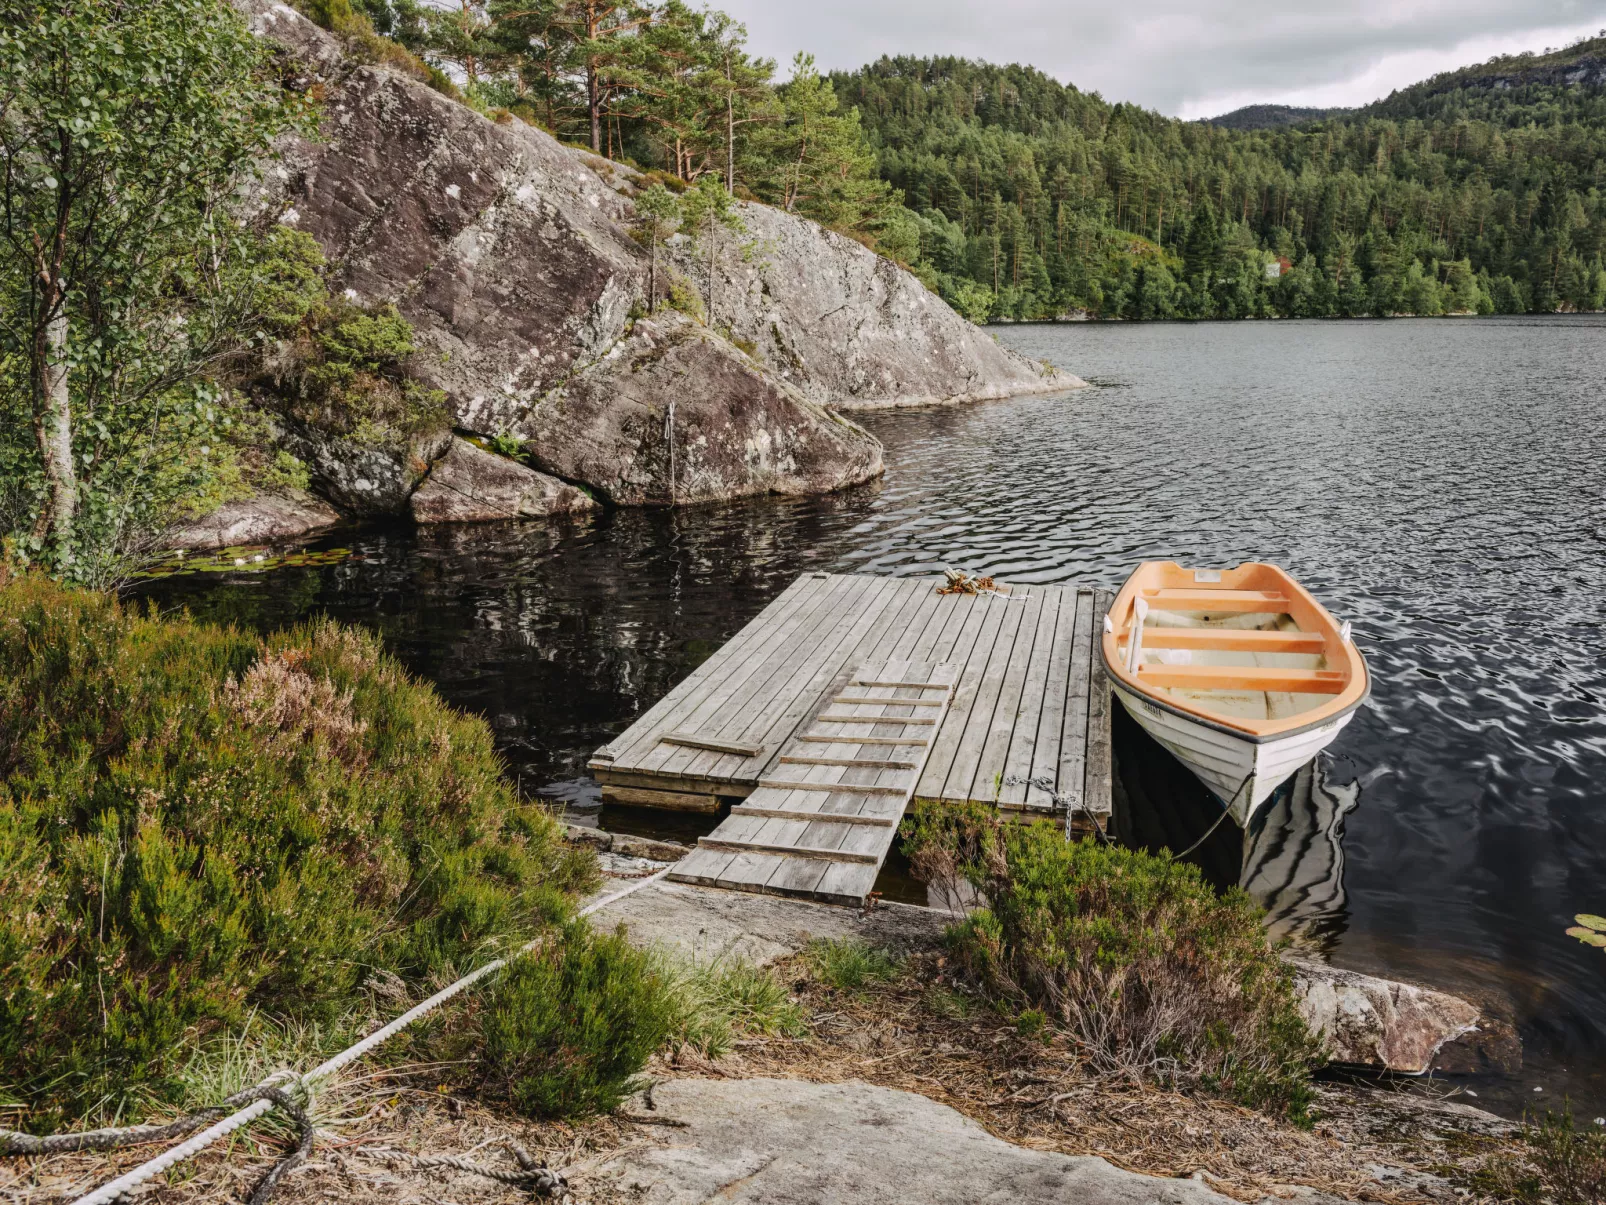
140 316 1606 1115
1242 759 1359 953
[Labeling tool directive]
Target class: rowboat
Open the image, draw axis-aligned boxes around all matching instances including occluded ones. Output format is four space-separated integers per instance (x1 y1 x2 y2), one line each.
1100 561 1369 827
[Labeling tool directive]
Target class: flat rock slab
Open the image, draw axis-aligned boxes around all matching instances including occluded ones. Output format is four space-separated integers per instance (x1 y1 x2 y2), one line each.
597 1077 1251 1205
584 877 943 966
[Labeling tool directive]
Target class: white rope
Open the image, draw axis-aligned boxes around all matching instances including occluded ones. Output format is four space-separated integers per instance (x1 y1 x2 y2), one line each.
68 867 673 1205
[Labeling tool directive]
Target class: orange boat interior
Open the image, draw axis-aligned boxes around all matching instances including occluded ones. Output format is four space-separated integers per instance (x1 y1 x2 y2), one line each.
1102 561 1368 737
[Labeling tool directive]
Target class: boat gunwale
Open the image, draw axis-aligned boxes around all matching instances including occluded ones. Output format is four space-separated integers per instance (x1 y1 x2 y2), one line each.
1100 560 1371 742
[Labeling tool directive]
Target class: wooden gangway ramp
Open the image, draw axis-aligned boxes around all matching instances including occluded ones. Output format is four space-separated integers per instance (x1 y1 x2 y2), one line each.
671 660 956 902
589 573 1114 903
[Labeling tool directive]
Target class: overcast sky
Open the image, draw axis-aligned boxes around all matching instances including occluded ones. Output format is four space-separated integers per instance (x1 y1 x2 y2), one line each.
714 0 1606 119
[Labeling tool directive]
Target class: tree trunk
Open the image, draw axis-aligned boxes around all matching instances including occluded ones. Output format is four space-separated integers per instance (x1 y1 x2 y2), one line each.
726 88 735 195
649 238 657 311
588 60 601 153
708 235 717 328
37 307 77 544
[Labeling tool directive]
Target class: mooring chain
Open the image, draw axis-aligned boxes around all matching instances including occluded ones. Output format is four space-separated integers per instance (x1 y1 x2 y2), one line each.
1001 773 1112 843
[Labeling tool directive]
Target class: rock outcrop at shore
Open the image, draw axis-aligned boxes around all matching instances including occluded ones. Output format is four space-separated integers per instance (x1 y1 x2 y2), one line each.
663 201 1079 410
165 488 342 551
409 436 597 522
175 2 1078 550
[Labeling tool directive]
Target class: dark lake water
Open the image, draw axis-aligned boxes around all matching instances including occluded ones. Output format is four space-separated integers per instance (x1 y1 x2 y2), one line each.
143 315 1606 1118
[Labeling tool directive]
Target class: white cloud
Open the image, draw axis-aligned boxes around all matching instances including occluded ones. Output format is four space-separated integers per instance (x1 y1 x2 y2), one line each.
714 0 1606 117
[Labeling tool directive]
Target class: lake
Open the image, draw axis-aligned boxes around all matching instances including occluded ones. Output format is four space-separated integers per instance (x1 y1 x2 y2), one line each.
144 315 1606 1116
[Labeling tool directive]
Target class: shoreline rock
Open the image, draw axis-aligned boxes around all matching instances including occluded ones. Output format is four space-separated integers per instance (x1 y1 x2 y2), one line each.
163 488 342 552
409 436 596 523
238 0 1067 516
513 314 885 506
1288 958 1492 1075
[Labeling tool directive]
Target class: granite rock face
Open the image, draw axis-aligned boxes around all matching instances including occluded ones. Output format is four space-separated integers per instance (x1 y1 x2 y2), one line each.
409 436 596 522
596 1077 1243 1205
239 0 1070 517
662 200 1085 409
1290 958 1482 1073
163 489 341 551
513 314 884 505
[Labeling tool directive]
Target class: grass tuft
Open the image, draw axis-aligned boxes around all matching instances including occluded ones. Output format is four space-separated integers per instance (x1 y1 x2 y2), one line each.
658 951 806 1059
805 937 902 991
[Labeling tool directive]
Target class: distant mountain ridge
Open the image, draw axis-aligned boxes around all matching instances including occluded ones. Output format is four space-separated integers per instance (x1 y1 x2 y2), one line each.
1204 104 1350 130
1362 35 1606 122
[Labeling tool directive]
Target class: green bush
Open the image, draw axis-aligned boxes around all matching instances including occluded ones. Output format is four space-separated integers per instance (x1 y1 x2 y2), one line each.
0 577 595 1127
249 228 448 445
477 923 675 1119
901 801 1320 1119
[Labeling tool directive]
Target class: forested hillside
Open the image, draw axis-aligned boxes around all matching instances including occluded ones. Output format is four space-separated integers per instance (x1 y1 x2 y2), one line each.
832 39 1606 320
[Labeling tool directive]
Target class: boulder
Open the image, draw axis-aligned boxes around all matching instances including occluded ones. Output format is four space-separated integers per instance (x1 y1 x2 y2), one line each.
409 436 595 523
1289 958 1481 1073
596 1077 1243 1205
513 314 884 505
163 488 341 552
277 421 453 516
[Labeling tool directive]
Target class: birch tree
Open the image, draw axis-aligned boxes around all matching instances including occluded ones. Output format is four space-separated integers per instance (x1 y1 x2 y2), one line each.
0 0 304 578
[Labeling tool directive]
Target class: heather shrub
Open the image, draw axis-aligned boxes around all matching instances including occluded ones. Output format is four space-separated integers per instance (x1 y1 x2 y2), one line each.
901 800 1320 1119
0 577 595 1127
476 923 676 1119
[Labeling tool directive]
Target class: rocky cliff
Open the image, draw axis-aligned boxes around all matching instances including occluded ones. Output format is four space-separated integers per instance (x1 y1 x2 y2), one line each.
209 2 1079 545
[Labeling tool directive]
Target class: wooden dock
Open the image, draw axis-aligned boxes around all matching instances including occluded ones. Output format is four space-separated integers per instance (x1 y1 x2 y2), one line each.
590 573 1113 902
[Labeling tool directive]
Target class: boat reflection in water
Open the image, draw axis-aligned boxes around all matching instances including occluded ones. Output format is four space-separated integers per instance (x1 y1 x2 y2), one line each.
1111 695 1358 954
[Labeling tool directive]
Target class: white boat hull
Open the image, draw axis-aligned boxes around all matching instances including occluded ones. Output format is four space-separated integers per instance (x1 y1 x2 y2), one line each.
1110 681 1356 826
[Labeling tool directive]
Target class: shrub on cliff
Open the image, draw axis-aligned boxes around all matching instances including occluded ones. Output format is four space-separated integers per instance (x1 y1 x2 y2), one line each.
901 801 1320 1119
0 576 596 1128
248 229 448 446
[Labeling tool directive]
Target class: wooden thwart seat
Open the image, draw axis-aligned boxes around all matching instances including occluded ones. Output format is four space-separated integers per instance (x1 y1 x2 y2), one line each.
1136 664 1347 694
1140 627 1326 654
1143 588 1291 613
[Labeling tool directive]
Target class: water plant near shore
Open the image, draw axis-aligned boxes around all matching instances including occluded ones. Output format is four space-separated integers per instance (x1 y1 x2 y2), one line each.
900 799 1320 1119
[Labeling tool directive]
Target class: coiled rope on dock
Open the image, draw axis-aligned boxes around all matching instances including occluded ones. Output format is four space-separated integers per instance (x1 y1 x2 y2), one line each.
4 867 673 1205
